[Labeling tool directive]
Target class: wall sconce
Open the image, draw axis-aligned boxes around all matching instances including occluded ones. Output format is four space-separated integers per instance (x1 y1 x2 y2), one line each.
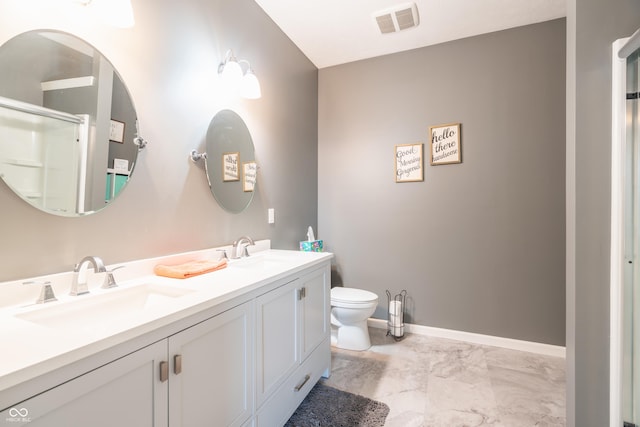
75 0 135 28
218 50 262 99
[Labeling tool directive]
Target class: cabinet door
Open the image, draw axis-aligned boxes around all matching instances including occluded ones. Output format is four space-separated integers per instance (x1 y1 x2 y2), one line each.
299 266 330 361
168 301 253 427
0 340 168 427
255 279 300 407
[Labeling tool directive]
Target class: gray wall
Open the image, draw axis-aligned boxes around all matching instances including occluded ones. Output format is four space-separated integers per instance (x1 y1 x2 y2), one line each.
318 19 566 346
0 33 93 105
109 75 138 170
0 0 318 281
568 0 640 425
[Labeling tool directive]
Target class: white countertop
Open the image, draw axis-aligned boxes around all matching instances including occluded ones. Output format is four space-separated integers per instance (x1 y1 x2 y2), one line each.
0 241 332 405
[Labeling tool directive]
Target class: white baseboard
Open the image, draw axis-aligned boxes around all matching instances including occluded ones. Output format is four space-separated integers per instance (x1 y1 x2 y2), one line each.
367 318 566 358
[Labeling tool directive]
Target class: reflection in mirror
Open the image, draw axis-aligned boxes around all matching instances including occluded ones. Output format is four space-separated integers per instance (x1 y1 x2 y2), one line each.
205 110 256 214
0 30 142 216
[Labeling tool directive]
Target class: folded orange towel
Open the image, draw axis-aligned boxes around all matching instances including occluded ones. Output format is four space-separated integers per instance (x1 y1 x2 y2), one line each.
153 259 228 279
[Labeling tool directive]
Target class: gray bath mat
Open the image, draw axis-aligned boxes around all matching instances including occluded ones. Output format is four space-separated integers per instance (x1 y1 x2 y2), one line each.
285 382 390 427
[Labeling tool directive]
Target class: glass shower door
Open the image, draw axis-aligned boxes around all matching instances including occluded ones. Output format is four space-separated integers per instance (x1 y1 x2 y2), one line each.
624 49 640 427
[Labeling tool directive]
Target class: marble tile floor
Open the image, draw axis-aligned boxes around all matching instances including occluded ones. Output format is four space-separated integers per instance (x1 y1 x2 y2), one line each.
321 327 566 427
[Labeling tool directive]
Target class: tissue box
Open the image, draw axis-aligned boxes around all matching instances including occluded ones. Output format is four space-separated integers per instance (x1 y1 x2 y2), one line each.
299 240 323 252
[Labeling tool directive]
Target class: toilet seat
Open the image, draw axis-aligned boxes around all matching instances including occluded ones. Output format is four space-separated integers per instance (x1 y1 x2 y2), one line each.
331 287 378 307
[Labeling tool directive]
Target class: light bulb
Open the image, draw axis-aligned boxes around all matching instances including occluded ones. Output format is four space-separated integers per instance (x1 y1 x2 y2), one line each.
241 70 262 99
221 60 243 89
88 0 135 28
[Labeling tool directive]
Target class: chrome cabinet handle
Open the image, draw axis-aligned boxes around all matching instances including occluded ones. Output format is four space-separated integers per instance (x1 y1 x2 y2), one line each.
294 374 311 392
174 354 182 375
159 361 168 382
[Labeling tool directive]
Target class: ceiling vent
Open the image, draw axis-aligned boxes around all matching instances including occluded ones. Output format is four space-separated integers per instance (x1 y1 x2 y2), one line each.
373 2 420 35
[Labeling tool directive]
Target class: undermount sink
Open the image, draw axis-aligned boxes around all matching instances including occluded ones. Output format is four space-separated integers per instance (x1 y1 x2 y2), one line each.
15 284 194 331
229 253 293 270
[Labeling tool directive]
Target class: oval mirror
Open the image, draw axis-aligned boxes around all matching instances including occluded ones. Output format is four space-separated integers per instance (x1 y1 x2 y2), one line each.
0 30 141 216
205 110 256 214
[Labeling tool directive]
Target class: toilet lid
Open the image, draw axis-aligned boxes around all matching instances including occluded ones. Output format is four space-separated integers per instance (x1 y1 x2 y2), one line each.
331 287 378 304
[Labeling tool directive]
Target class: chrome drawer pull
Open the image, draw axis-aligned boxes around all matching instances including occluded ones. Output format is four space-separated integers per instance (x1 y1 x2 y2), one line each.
294 374 311 392
174 354 182 375
159 361 168 382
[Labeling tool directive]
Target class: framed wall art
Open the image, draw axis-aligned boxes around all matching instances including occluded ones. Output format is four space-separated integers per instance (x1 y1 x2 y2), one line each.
109 120 125 143
394 143 423 182
243 161 257 192
222 152 239 181
430 123 461 165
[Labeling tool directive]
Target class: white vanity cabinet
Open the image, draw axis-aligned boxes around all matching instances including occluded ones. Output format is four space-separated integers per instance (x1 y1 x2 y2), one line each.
2 302 253 427
0 253 332 427
1 340 168 427
168 300 253 427
255 265 330 426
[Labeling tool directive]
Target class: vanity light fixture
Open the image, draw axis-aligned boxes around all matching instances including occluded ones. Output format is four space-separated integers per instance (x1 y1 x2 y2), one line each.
218 50 243 87
218 50 262 99
75 0 135 28
239 60 262 99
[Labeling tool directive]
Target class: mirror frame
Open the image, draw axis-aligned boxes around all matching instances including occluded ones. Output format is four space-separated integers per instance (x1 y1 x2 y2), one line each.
0 29 142 216
205 110 256 214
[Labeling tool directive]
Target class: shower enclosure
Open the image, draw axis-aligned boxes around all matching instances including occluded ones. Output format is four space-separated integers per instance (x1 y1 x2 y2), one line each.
624 48 640 427
613 30 640 427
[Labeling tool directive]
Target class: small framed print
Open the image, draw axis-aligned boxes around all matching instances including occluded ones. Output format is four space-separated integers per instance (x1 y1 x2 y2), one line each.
395 143 423 183
222 152 240 181
113 158 129 173
109 120 125 143
430 123 461 165
243 161 257 192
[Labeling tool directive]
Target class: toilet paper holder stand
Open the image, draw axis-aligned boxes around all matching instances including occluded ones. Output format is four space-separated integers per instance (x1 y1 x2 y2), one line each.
386 289 407 341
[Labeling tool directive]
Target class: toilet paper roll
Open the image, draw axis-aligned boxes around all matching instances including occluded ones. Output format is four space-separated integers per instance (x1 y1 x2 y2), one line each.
389 313 402 328
389 300 402 316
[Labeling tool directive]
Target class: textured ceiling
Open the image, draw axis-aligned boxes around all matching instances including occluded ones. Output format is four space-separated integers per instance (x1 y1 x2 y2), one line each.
254 0 567 69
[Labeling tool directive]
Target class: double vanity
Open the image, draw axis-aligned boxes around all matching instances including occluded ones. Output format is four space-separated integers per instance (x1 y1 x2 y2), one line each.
0 27 327 427
0 241 332 426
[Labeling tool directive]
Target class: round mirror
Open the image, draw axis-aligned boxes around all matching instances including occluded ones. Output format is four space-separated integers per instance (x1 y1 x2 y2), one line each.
205 110 256 214
0 30 141 216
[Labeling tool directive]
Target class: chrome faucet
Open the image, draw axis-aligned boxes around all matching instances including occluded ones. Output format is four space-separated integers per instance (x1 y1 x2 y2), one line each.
232 236 255 259
23 280 57 304
70 256 106 296
102 266 125 289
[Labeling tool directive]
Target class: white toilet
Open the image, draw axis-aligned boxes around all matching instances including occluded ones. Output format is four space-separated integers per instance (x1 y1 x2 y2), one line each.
330 287 379 351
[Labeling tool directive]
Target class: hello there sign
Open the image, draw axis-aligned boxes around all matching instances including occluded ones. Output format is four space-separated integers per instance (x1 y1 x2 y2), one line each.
429 123 461 165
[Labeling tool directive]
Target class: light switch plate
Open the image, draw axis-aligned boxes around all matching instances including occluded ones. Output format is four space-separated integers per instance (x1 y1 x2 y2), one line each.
268 208 275 224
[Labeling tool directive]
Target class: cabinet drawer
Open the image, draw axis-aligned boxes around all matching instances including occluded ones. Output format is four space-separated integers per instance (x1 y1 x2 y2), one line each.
0 340 167 427
255 338 330 427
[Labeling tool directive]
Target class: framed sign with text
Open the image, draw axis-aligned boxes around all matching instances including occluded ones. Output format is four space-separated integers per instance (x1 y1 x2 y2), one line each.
430 123 461 165
109 120 125 143
222 152 240 181
243 161 257 192
394 143 423 183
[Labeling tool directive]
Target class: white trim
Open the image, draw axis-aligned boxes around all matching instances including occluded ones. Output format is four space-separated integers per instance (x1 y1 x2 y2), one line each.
76 114 90 214
620 28 640 59
610 36 630 427
41 76 95 92
367 318 566 358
